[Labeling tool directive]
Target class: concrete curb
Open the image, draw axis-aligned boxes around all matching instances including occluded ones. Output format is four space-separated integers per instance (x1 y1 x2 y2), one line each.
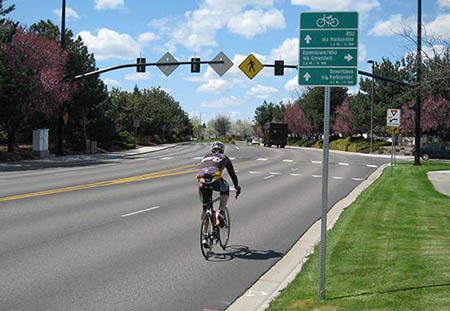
226 163 388 311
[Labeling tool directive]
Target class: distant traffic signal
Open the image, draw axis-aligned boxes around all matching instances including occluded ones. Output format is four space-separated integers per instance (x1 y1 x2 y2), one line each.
274 60 284 76
137 58 146 72
191 58 200 73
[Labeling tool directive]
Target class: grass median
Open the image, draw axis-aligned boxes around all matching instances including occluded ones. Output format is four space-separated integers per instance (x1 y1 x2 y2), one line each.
267 161 450 311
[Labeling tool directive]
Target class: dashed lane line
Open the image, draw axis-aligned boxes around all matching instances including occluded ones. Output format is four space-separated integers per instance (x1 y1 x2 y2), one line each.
121 206 159 217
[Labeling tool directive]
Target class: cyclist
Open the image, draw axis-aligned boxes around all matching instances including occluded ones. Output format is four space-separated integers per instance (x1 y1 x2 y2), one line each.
197 141 241 248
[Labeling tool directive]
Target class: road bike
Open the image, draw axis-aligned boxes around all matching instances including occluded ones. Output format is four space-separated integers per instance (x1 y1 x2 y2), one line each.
316 14 339 28
199 195 231 259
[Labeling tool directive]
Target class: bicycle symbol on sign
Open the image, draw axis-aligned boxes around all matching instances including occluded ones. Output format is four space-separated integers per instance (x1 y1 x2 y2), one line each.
316 14 339 28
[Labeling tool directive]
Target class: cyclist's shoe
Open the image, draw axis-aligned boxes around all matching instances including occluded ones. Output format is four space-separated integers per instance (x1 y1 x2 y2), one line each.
202 238 210 249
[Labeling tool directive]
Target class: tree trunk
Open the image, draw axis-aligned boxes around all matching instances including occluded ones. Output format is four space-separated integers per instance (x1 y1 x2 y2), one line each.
7 121 16 153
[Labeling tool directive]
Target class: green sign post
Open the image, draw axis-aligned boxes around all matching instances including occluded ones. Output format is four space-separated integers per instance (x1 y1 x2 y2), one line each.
299 12 359 86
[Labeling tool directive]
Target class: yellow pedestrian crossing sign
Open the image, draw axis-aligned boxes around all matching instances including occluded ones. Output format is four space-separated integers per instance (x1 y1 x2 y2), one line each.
239 54 263 80
388 126 400 134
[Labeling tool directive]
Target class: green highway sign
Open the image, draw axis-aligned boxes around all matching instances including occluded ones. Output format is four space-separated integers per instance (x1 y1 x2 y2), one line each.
299 12 359 87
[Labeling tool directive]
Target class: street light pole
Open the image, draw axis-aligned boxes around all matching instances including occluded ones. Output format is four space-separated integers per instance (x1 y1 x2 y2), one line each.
414 0 422 165
367 60 375 153
58 0 66 155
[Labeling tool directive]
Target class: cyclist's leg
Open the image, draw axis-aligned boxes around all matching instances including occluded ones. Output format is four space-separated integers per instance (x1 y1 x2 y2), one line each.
217 178 230 211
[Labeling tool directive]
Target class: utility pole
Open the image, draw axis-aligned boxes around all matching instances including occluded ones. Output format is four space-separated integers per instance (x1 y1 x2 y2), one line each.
367 60 375 153
58 0 66 155
414 0 422 165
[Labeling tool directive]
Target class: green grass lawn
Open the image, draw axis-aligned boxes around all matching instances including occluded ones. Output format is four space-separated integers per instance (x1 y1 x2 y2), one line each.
267 162 450 311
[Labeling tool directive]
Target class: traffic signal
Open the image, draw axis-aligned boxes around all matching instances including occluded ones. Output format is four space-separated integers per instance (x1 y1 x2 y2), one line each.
137 57 146 72
274 60 284 76
191 58 200 73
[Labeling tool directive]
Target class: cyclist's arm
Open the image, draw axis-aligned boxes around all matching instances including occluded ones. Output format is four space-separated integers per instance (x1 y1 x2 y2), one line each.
225 161 239 188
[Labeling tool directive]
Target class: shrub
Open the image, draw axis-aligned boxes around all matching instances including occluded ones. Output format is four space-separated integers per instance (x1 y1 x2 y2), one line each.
117 130 135 149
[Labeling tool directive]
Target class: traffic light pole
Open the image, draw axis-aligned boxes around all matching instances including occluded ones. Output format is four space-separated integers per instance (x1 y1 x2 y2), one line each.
73 60 224 80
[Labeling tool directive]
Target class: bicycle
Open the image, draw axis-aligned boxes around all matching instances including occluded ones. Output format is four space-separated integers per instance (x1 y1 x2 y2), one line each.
199 195 231 259
316 14 339 28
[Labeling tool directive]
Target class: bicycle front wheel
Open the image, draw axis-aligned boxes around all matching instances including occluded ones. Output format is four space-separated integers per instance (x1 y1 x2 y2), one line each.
219 207 230 250
200 214 214 259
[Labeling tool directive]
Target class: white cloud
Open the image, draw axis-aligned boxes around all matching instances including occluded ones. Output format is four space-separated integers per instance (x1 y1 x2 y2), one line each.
53 7 79 20
291 0 380 13
200 96 242 107
197 79 233 94
359 43 367 63
77 28 140 60
370 13 450 40
227 9 285 39
138 32 158 44
95 0 124 10
284 76 299 91
438 0 450 10
369 14 416 37
425 14 450 39
269 37 298 64
158 1 287 51
247 84 278 98
103 78 121 87
125 72 151 80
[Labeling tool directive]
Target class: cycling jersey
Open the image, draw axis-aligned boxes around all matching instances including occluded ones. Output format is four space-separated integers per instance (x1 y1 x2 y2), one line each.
198 152 238 187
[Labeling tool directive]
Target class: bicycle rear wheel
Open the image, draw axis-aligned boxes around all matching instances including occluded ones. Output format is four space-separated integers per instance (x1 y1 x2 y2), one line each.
200 213 214 259
219 207 230 249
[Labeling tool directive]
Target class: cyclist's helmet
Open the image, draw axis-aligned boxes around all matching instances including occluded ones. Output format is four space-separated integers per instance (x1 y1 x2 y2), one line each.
211 141 225 153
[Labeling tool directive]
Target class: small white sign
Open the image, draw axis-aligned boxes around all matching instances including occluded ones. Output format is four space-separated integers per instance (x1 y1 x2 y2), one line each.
387 109 401 127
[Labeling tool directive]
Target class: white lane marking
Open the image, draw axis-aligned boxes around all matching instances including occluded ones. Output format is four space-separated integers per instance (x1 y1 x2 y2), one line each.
366 164 378 168
332 176 344 180
264 175 275 180
229 157 236 160
121 206 160 217
312 160 321 164
160 157 173 160
249 171 261 174
352 178 364 181
234 146 240 151
235 170 240 173
269 172 281 175
283 159 293 162
312 174 322 178
291 168 299 171
290 173 303 176
257 158 268 161
339 162 349 166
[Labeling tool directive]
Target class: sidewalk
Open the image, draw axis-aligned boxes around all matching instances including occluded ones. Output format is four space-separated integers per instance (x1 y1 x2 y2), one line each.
0 144 176 171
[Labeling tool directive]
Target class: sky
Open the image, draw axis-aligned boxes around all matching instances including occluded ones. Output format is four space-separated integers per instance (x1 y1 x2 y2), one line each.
7 0 450 124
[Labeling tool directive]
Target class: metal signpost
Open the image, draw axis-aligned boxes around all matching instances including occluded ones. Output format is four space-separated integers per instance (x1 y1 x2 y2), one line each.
387 109 401 176
299 11 358 300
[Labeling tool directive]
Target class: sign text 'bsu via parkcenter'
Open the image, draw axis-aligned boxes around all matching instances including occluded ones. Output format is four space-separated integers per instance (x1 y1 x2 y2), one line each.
299 12 359 87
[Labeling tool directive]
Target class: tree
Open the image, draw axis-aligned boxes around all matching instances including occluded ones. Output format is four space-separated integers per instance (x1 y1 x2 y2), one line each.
190 117 201 137
401 94 450 140
0 27 75 151
30 20 109 150
284 102 312 137
298 87 347 139
254 101 286 127
214 114 230 137
230 119 253 138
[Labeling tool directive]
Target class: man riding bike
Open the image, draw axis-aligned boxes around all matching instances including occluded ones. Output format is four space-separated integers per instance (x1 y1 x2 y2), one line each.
196 141 241 248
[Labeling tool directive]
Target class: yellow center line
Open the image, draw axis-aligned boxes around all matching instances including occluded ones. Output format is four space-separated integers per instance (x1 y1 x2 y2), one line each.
0 160 252 202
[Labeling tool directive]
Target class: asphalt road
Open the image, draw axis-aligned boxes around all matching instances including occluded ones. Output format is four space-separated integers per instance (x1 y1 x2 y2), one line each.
0 143 390 311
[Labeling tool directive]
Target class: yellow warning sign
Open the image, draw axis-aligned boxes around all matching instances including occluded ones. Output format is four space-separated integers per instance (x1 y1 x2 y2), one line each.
239 54 264 80
388 126 400 134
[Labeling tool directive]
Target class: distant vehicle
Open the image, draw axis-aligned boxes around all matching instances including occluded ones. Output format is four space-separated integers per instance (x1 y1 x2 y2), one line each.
417 144 450 160
251 137 260 146
263 122 288 148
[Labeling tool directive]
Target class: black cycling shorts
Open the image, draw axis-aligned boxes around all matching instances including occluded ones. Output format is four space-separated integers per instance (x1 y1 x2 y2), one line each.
198 178 230 208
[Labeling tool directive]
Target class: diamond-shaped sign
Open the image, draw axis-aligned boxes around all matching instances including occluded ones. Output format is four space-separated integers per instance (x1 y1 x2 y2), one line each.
157 52 179 77
239 54 263 80
210 51 233 77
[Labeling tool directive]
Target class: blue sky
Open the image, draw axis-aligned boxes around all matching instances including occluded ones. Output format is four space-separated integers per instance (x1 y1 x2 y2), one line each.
8 0 450 124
